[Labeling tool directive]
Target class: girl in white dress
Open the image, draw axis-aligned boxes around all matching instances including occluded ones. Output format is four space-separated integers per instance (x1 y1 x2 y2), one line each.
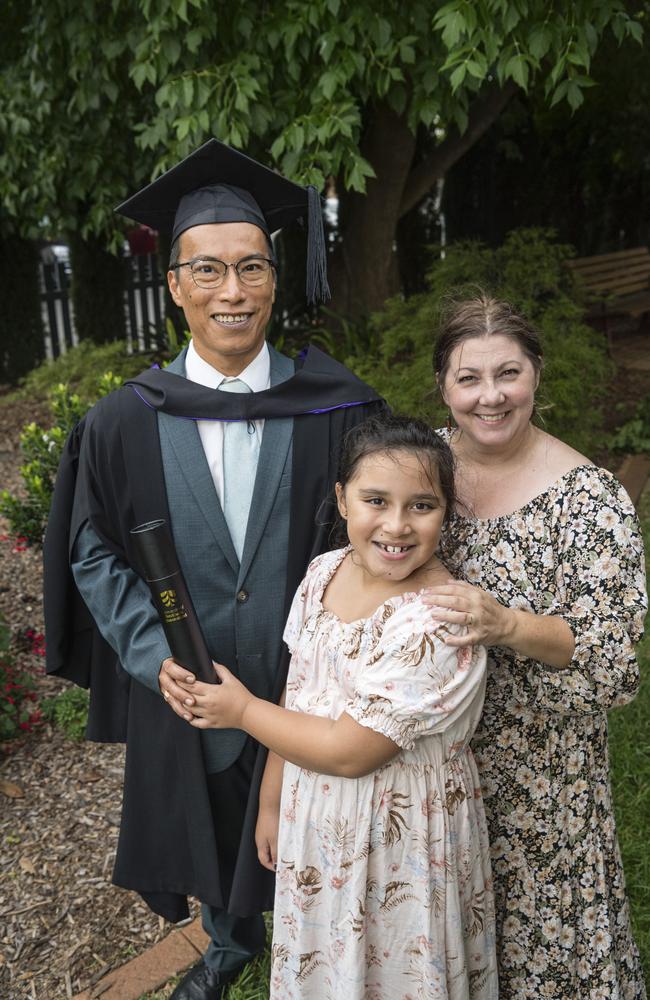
181 414 497 999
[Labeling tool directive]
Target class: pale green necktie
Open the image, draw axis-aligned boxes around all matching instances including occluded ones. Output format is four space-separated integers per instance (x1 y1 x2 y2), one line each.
220 378 260 560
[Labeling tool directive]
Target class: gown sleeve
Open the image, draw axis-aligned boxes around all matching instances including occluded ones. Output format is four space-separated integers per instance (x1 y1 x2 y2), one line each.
71 519 171 694
527 468 647 715
345 598 487 749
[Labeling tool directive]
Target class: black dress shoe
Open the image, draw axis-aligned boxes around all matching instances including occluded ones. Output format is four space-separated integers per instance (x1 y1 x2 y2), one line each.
170 959 234 1000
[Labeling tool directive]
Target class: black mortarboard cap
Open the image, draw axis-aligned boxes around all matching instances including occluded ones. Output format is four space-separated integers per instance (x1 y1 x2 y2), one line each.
115 138 330 304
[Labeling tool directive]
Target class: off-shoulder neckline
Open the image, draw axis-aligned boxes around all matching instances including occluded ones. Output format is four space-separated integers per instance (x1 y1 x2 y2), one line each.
315 546 421 627
452 463 608 525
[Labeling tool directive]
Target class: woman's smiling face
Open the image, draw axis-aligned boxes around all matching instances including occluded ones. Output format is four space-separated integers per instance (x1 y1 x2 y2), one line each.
440 334 539 451
335 449 446 581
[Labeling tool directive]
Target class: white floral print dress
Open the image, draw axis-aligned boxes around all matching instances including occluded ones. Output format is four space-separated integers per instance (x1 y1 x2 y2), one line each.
270 547 498 1000
438 462 648 1000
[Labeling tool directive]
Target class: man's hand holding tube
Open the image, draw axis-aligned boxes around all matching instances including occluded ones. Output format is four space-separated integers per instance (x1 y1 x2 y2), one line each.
159 658 198 721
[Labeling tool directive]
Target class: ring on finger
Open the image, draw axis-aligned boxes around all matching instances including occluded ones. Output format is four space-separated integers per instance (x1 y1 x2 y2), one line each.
163 690 170 701
467 612 474 626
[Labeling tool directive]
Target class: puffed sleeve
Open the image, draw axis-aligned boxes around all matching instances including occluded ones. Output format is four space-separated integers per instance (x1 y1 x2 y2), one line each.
528 468 647 715
283 549 343 654
345 598 487 749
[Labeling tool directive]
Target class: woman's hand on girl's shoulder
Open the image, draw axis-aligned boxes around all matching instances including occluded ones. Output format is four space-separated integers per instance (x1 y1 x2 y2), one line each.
421 579 514 648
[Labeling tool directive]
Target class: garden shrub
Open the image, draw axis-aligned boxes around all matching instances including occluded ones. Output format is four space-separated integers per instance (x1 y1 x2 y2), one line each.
41 687 89 742
0 374 122 546
609 395 650 454
0 333 191 548
346 228 611 456
12 338 149 406
0 618 41 742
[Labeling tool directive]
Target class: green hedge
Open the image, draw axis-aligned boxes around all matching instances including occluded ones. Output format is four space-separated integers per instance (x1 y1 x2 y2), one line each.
1 340 154 546
12 338 150 405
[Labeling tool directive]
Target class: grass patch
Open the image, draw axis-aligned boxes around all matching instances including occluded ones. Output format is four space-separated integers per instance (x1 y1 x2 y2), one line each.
609 486 650 981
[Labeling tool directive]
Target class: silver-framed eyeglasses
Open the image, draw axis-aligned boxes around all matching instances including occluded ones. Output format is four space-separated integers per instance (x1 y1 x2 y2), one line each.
176 255 275 289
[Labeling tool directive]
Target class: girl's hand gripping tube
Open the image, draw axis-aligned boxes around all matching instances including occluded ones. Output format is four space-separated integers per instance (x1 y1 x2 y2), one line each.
130 519 218 684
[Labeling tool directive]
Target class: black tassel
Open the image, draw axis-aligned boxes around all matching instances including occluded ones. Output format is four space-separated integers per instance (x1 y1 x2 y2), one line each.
306 184 331 304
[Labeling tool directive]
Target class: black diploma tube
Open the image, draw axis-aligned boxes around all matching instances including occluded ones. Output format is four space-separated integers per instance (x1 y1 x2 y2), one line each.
130 519 218 684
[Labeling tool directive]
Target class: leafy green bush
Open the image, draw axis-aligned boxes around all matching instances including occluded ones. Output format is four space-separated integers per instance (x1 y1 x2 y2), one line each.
41 686 89 742
0 618 41 742
0 374 122 546
0 332 192 547
346 228 611 455
609 395 650 454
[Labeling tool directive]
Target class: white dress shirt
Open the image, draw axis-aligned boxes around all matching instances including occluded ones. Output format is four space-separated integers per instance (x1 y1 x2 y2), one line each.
184 339 270 508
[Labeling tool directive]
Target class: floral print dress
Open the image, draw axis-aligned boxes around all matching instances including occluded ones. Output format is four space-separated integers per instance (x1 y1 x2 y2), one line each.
438 463 648 1000
270 547 498 1000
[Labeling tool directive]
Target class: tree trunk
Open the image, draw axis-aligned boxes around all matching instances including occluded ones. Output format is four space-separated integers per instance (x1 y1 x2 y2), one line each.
329 103 416 320
69 232 126 344
328 84 517 323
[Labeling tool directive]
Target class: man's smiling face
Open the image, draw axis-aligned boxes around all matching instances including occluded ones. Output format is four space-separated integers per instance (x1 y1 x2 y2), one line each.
167 221 275 376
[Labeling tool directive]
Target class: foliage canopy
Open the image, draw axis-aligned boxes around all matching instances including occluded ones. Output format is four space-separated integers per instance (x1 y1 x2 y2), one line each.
0 0 641 246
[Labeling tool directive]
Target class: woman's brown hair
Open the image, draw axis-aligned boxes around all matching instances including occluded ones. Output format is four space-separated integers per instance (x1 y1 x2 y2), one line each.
434 295 543 384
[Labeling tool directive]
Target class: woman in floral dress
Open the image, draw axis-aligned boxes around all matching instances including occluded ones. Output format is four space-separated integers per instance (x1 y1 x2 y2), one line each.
183 415 498 998
424 296 647 998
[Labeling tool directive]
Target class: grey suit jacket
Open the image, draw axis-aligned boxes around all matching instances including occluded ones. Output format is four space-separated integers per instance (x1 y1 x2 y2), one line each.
72 343 294 771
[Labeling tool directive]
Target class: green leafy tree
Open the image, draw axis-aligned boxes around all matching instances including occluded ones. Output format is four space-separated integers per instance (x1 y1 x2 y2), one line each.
0 0 642 324
441 3 650 255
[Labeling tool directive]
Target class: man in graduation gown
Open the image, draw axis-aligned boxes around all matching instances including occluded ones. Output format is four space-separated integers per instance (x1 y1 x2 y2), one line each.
43 139 385 1000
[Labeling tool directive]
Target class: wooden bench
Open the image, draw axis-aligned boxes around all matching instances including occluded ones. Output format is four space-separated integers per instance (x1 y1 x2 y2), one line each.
566 247 650 348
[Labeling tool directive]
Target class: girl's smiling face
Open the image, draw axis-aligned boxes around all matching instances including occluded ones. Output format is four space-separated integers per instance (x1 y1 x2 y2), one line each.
335 449 446 581
440 334 539 450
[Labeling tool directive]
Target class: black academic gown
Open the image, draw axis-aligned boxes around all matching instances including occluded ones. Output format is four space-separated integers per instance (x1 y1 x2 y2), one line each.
43 346 385 922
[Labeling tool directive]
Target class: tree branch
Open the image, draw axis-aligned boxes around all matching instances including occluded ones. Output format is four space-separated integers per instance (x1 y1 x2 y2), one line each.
399 80 518 217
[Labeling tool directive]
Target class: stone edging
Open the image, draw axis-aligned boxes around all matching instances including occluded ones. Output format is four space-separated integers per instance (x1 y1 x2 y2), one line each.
71 917 207 1000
